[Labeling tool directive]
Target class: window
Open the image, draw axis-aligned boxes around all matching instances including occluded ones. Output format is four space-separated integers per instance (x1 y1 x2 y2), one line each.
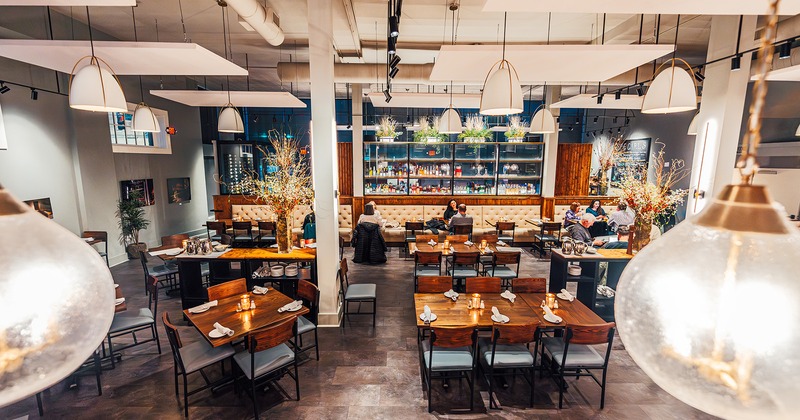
108 104 172 154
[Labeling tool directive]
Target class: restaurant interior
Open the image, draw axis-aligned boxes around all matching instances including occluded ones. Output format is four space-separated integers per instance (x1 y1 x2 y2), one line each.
1 0 800 419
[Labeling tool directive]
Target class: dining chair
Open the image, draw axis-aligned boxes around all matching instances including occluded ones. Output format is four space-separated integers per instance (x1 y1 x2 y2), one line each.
220 233 233 245
495 221 516 245
541 322 616 409
293 279 320 361
105 275 161 368
414 250 442 291
82 230 109 266
206 221 228 242
233 317 300 420
421 325 478 413
403 221 426 257
207 278 248 301
480 251 521 289
338 258 377 327
256 221 277 246
415 234 439 243
162 312 235 417
232 221 254 246
446 251 480 292
474 233 499 265
465 277 502 294
34 347 103 416
446 234 469 243
417 276 454 293
480 322 540 409
534 222 563 257
452 224 473 240
161 233 189 248
512 277 547 293
139 249 179 295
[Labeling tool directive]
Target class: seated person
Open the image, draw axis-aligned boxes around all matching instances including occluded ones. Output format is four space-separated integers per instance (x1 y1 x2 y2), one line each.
357 204 382 225
443 199 458 222
563 202 582 227
607 202 635 232
366 201 381 219
568 213 606 247
601 225 630 250
447 204 473 233
302 206 316 241
586 199 607 219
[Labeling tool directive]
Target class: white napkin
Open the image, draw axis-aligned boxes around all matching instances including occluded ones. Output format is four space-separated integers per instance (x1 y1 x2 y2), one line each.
444 289 459 301
305 243 318 249
253 286 269 294
501 290 516 303
278 300 303 312
541 304 563 323
114 297 125 306
449 246 455 252
491 306 509 323
83 237 94 242
496 240 507 246
422 304 432 322
427 240 437 246
464 241 474 246
188 300 218 313
213 322 234 336
559 289 575 301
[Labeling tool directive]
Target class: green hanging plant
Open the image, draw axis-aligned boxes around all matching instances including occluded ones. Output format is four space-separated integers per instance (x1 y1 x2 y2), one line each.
458 115 491 142
412 117 447 143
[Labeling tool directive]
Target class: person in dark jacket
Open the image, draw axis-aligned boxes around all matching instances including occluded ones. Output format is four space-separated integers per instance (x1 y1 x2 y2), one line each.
352 222 387 264
443 199 458 222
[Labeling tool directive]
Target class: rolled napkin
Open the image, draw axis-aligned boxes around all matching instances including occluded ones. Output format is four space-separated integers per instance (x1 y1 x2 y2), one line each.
496 240 507 246
423 304 432 322
188 300 218 314
449 246 455 252
114 297 125 305
212 322 234 336
491 306 509 323
541 304 563 324
444 289 459 301
559 289 575 301
253 285 269 294
427 239 437 246
491 306 500 317
501 290 516 303
83 237 94 242
464 240 474 246
278 300 303 312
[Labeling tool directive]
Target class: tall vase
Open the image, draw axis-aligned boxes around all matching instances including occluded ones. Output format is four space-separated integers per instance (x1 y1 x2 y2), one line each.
275 213 292 254
630 215 653 254
599 169 609 195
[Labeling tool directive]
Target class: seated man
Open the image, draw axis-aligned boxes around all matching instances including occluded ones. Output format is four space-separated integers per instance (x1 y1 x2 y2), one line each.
601 225 630 250
607 202 635 232
568 213 606 247
447 204 473 233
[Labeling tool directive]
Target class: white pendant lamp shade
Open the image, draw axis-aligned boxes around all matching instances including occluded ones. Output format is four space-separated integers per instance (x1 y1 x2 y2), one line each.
480 61 523 116
132 103 160 133
642 63 697 114
687 113 699 135
68 56 127 113
795 123 800 137
218 104 244 133
529 107 557 134
438 107 463 134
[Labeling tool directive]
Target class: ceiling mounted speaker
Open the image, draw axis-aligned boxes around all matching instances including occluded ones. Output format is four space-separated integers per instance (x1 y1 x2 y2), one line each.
218 104 244 133
480 60 523 116
687 113 699 135
438 107 463 134
69 56 127 113
132 103 160 133
642 59 697 114
529 106 556 134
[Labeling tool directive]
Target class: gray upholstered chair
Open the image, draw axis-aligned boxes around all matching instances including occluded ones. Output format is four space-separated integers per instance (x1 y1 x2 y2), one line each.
82 230 109 266
480 322 539 409
446 251 480 292
414 250 442 291
139 249 179 295
105 275 161 368
421 325 478 413
480 251 521 289
293 279 320 361
338 258 377 327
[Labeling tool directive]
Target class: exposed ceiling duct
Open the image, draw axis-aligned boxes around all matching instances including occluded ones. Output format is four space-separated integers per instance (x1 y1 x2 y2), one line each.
277 62 434 84
225 0 284 46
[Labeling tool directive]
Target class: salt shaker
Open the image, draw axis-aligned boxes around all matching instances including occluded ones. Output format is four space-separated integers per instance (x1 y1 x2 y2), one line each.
250 301 256 310
554 300 559 309
236 303 242 312
479 301 485 309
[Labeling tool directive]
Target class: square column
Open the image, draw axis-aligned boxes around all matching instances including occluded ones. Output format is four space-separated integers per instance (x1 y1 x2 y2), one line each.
352 83 364 197
541 86 561 197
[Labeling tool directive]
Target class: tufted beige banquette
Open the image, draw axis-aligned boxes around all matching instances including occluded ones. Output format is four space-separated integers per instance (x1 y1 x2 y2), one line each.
231 204 354 241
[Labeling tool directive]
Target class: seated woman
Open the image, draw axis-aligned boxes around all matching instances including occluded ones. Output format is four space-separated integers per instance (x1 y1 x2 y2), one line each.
443 199 458 222
353 204 387 264
586 199 607 219
563 202 582 227
357 204 382 225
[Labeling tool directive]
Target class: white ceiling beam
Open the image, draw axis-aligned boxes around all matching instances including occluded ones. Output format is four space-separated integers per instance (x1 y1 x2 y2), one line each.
482 0 800 15
149 90 306 108
0 0 134 5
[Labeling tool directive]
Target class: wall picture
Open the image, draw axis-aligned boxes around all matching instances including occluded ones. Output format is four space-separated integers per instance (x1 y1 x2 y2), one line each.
120 179 155 207
167 177 191 204
24 197 53 219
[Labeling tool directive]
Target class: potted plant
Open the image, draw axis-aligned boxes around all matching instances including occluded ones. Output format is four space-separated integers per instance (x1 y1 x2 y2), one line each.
376 116 398 142
504 116 527 143
412 117 447 143
458 115 491 143
117 190 150 259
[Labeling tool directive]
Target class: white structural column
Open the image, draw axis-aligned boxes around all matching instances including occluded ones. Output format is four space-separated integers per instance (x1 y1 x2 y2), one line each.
541 86 561 197
352 83 364 197
687 15 756 215
307 0 341 326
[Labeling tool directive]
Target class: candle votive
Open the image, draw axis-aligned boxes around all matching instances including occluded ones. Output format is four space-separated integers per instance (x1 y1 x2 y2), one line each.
240 294 251 311
443 239 450 249
470 293 481 310
480 239 488 249
546 293 556 309
181 239 188 249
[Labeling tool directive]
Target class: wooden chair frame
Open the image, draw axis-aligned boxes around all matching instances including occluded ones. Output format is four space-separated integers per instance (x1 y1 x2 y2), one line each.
338 259 377 327
206 278 248 302
483 322 540 409
512 277 548 293
422 325 478 413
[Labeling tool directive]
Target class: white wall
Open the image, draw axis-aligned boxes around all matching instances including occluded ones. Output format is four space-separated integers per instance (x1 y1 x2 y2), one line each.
749 169 800 217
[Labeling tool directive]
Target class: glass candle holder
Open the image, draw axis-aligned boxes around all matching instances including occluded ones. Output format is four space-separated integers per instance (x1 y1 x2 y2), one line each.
480 239 488 249
443 240 450 249
240 294 251 311
546 293 556 309
181 239 188 249
470 293 481 309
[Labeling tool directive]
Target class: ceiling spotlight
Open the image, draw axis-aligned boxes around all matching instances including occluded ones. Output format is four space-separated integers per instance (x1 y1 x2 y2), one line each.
389 15 399 37
597 94 604 104
731 54 742 71
569 126 574 131
30 88 38 100
694 71 705 82
779 40 793 59
388 37 397 55
625 117 631 124
389 66 399 79
383 89 392 103
615 91 621 100
617 127 621 133
636 83 644 97
0 82 10 94
556 117 560 123
593 116 598 123
389 55 401 68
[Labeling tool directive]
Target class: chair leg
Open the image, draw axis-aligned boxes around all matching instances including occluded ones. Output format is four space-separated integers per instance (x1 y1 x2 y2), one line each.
600 368 608 409
427 368 433 413
154 325 162 354
173 364 179 396
107 335 115 369
294 362 300 401
372 299 377 326
252 377 260 420
183 374 189 417
314 329 320 361
487 367 495 409
470 368 475 411
558 369 565 409
36 392 44 417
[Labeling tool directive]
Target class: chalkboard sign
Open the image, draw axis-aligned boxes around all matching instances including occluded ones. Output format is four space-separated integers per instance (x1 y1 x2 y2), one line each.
611 138 651 184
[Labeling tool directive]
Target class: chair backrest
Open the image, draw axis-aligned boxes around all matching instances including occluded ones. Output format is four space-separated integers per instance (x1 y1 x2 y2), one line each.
220 234 233 245
495 221 515 233
493 251 520 266
465 277 501 293
232 221 252 235
147 275 159 314
138 249 151 279
207 221 226 235
512 277 547 293
542 222 563 236
405 221 425 232
338 258 350 296
430 325 477 349
415 250 442 265
415 234 438 243
453 225 473 236
161 234 189 248
563 322 616 367
417 276 453 293
446 234 469 243
207 278 248 301
473 233 498 243
296 279 319 324
82 230 108 242
258 221 276 233
491 322 539 345
452 251 480 266
249 316 296 353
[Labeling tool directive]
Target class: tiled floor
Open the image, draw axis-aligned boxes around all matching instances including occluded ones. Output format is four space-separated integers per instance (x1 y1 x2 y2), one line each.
4 247 716 419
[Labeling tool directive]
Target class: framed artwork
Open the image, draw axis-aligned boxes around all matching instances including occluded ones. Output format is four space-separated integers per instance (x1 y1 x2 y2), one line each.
120 179 155 207
24 197 53 219
611 138 651 184
167 177 191 204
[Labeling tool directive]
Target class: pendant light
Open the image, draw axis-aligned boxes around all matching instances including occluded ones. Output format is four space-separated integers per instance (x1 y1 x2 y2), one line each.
69 7 126 113
129 7 159 133
795 123 800 136
642 15 697 114
479 13 523 116
615 2 800 419
0 186 115 407
529 84 556 134
438 6 462 134
217 5 244 134
686 112 699 135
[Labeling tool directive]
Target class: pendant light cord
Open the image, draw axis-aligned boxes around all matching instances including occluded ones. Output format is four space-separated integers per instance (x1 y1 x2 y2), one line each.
501 12 507 62
131 6 145 103
85 6 95 57
671 14 681 61
222 6 231 104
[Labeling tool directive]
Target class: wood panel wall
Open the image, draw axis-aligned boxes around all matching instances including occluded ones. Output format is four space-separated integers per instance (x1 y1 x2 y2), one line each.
337 142 353 197
554 143 593 196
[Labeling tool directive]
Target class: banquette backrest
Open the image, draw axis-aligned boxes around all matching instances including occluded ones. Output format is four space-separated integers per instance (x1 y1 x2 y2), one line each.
553 205 572 223
376 205 425 225
480 205 540 227
231 204 352 229
338 204 353 230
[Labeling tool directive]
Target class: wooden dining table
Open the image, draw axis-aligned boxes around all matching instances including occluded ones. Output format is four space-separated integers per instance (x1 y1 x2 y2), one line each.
183 287 309 347
408 241 500 256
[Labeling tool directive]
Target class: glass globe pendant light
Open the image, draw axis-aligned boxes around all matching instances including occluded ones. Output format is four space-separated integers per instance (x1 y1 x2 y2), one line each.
479 13 523 116
0 186 115 407
615 2 800 419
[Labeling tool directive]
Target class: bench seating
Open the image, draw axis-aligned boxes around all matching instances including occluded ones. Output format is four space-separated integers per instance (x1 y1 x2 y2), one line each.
230 204 353 242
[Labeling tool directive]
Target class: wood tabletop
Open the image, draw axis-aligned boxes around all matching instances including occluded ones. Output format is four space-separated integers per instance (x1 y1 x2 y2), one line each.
408 242 499 256
414 292 604 329
551 248 633 261
183 287 309 347
219 247 316 261
149 244 180 261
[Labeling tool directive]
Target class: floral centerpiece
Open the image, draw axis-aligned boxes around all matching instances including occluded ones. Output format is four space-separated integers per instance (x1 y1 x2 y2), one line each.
376 116 398 142
504 116 527 142
593 135 625 195
458 115 491 143
617 142 689 252
412 117 446 143
241 131 314 253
